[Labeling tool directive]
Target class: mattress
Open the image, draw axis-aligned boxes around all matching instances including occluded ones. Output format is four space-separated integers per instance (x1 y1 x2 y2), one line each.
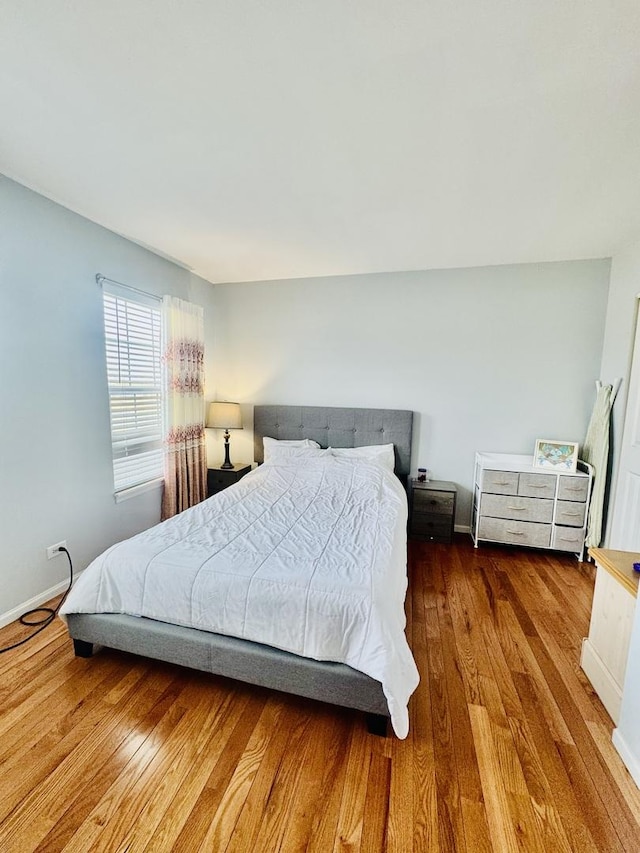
60 449 419 737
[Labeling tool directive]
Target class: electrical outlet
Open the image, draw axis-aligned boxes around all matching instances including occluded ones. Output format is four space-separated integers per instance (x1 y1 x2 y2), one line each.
46 540 67 560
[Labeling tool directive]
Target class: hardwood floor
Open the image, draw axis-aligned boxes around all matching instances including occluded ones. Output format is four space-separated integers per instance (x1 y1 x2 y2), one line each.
1 538 639 851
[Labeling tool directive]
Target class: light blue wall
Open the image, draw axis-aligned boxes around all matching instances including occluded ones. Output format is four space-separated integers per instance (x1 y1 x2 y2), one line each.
211 260 611 526
0 175 215 619
0 172 613 620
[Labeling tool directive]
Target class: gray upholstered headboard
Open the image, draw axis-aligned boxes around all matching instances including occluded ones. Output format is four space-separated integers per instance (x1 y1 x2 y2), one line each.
254 405 413 480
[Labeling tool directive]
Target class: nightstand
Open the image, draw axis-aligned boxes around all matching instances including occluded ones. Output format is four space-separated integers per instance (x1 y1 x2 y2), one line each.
207 463 252 497
408 479 457 543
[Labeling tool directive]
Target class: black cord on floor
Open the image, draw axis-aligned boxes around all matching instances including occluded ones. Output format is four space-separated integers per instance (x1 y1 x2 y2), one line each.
0 546 74 654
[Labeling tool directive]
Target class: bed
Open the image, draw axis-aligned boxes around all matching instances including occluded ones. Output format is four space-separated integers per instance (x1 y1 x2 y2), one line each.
61 405 418 737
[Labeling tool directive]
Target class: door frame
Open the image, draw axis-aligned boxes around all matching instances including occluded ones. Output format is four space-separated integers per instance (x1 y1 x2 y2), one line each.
609 294 640 549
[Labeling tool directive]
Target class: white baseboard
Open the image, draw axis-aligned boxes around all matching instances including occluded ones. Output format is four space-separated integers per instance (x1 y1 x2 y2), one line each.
454 523 472 534
613 728 640 789
0 576 79 629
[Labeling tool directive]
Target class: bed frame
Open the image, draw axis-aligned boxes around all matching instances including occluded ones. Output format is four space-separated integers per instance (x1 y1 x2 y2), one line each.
67 405 413 736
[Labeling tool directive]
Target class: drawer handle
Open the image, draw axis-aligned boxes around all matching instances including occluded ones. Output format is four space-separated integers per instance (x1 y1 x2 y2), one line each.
528 484 548 489
507 505 526 510
565 487 583 492
495 480 512 485
506 530 524 535
560 511 582 517
559 536 578 541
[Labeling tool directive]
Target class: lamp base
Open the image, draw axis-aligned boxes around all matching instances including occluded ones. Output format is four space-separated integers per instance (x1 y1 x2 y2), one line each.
221 431 233 469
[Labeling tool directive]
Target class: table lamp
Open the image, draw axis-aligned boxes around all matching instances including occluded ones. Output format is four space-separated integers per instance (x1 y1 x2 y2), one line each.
207 402 243 469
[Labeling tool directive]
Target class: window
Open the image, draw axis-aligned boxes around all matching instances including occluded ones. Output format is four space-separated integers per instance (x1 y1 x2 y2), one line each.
102 284 163 494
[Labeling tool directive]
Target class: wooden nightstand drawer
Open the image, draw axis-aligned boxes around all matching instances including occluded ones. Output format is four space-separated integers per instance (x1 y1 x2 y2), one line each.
412 489 455 515
411 515 453 541
207 464 251 496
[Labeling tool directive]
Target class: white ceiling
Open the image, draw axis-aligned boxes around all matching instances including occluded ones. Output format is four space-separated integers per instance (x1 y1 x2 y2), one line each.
2 1 640 284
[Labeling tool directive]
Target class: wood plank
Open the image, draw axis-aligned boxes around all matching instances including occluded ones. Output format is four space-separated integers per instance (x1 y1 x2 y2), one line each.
360 752 391 853
531 636 640 851
169 687 270 851
432 556 484 805
486 591 575 745
512 671 600 853
244 708 315 852
0 674 186 851
31 680 188 853
408 547 439 853
195 698 285 852
118 690 250 853
586 720 640 821
45 689 194 852
468 703 522 853
0 665 170 827
332 722 370 852
280 708 351 853
0 540 637 852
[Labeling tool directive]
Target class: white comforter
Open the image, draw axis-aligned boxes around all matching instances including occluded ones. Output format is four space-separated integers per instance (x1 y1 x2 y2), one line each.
60 453 419 737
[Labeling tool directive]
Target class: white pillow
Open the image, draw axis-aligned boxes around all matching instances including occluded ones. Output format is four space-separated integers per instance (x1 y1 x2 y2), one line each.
330 444 395 473
263 445 331 465
263 436 321 462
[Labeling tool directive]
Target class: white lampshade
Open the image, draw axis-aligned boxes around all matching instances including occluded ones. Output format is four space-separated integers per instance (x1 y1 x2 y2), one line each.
207 401 243 430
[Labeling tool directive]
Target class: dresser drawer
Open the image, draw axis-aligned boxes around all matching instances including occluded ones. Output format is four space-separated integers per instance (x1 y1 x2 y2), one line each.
481 470 518 495
557 475 589 502
479 493 554 524
478 517 551 548
518 472 556 499
413 489 455 515
555 500 587 527
551 525 585 552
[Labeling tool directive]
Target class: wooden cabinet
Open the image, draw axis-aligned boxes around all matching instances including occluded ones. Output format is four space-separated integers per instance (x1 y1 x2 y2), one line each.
581 548 639 723
472 452 593 560
408 480 457 543
207 463 251 497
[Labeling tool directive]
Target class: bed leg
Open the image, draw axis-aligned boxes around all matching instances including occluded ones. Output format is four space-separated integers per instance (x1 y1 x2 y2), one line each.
366 713 388 737
73 638 94 658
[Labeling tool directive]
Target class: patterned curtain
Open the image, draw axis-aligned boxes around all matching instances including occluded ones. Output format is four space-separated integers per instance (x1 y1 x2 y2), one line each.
161 296 207 520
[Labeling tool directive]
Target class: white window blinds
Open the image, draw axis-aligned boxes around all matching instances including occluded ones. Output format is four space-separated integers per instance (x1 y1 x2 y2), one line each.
102 284 163 493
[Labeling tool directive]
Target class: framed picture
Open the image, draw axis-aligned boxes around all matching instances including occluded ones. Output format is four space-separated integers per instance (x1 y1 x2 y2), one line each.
533 439 579 473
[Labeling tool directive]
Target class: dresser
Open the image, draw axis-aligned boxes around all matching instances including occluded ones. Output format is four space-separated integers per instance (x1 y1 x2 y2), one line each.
471 452 593 560
581 548 639 723
408 479 457 543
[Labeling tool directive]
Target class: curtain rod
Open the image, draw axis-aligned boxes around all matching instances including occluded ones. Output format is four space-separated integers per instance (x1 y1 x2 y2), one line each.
95 273 162 303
